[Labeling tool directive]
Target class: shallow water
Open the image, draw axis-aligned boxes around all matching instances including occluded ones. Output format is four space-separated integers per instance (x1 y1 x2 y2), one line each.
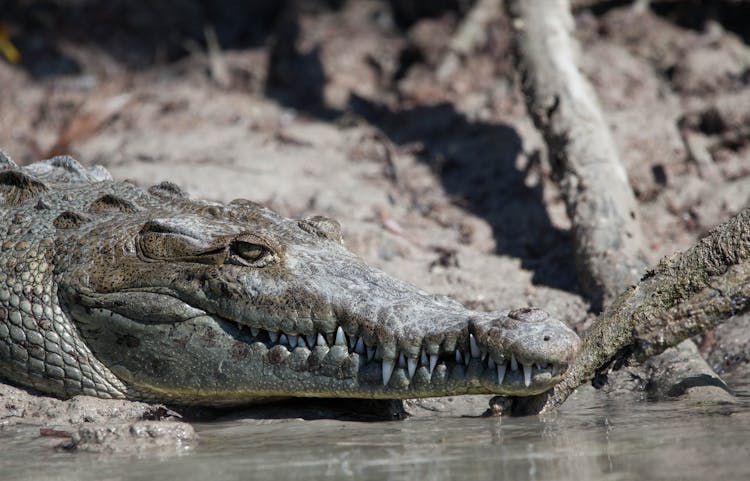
2 380 749 481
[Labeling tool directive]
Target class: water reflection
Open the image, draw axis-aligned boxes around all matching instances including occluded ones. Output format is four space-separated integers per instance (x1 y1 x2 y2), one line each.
2 380 749 481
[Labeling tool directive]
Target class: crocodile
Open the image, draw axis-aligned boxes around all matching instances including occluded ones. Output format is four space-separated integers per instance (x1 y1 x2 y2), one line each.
0 153 580 406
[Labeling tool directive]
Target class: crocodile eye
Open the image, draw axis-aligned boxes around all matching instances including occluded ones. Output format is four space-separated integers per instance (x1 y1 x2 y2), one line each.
230 240 276 267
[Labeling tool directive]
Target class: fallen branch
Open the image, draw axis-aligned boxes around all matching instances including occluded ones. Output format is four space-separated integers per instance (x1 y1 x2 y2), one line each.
503 0 743 413
532 208 750 413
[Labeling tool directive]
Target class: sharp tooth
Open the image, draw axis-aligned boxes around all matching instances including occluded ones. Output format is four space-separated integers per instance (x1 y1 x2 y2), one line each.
455 350 463 364
250 327 259 337
306 334 315 347
511 354 519 371
469 334 480 358
279 334 288 345
382 359 395 386
335 327 346 346
398 353 406 368
355 337 365 355
407 358 417 380
429 354 438 374
349 335 357 350
269 332 279 343
374 346 381 360
288 335 298 348
465 352 471 366
488 358 496 369
420 351 428 365
316 333 327 347
523 363 532 387
497 363 507 384
297 336 306 348
366 345 375 361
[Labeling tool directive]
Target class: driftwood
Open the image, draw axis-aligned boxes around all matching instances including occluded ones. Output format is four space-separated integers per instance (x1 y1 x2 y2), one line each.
502 0 747 413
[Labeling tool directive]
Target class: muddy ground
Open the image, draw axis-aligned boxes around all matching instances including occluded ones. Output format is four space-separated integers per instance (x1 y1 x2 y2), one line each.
1 0 749 453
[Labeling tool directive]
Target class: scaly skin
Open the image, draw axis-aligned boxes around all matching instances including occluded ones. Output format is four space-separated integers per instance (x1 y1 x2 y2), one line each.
0 153 580 406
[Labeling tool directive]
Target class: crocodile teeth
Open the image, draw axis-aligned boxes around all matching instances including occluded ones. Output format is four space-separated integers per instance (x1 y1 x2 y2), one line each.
316 333 327 347
288 335 298 348
306 334 315 347
279 334 288 346
250 327 259 337
464 352 471 366
455 350 463 364
366 346 375 361
382 359 395 386
523 363 532 387
269 332 279 343
398 353 406 368
335 327 346 346
510 354 519 371
354 337 365 355
349 335 357 350
420 351 428 366
429 354 437 374
407 357 417 380
469 334 480 358
297 336 306 348
497 364 507 384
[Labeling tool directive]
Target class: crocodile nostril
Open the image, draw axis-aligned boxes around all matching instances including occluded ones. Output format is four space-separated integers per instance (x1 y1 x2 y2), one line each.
543 335 550 341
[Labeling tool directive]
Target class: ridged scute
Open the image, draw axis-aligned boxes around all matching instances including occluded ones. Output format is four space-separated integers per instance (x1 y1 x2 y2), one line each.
0 170 48 206
88 194 139 214
24 155 113 183
53 211 91 230
148 181 186 199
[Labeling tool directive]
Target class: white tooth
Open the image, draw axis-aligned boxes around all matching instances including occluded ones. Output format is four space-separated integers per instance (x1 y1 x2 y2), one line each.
481 351 488 361
469 334 480 358
316 333 327 347
374 346 381 360
455 350 463 363
407 358 417 379
355 337 365 354
523 363 532 387
288 335 298 347
250 327 259 337
297 336 306 348
429 354 438 374
497 364 507 384
488 358 496 369
349 335 357 350
366 346 375 361
269 332 279 343
279 334 288 345
306 334 315 347
465 353 471 366
335 327 346 346
420 351 428 365
382 359 395 386
398 353 406 368
511 354 519 371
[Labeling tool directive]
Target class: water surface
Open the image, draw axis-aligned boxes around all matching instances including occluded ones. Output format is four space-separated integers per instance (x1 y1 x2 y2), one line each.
2 379 748 481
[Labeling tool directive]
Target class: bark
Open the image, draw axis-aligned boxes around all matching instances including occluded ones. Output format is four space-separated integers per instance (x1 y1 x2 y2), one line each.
529 208 750 413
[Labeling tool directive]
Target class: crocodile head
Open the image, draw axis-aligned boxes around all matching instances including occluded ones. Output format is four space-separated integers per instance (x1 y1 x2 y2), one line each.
56 191 579 405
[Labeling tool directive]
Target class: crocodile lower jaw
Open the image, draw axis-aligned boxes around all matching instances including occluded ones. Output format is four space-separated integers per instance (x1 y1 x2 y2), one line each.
219 318 568 396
